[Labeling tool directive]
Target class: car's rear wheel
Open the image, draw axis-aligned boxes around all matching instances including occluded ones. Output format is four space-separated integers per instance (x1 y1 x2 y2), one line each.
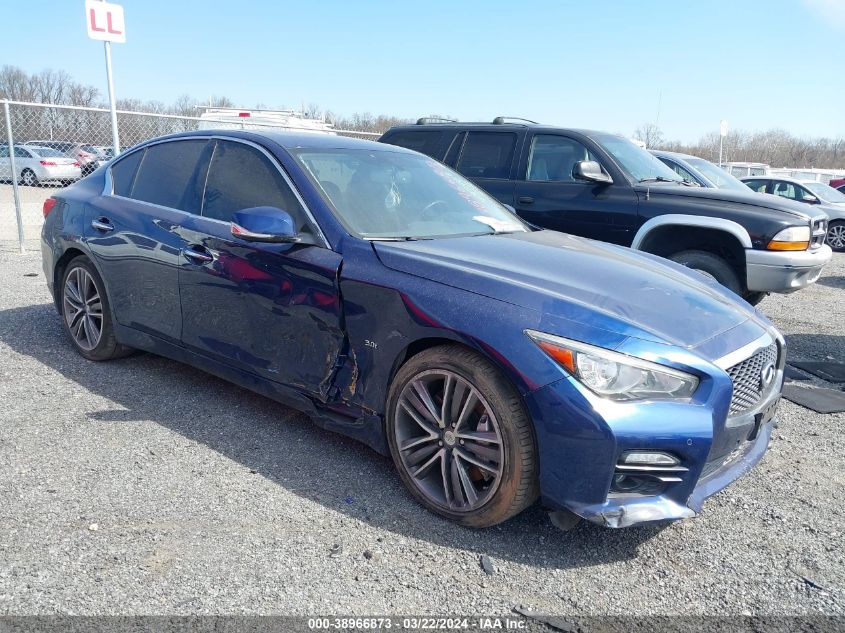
20 169 38 187
60 256 132 361
386 345 538 527
669 249 742 295
827 221 845 252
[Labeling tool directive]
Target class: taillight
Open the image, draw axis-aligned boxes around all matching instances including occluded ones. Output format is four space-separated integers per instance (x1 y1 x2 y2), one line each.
73 161 80 167
43 198 57 218
79 152 94 159
40 160 57 166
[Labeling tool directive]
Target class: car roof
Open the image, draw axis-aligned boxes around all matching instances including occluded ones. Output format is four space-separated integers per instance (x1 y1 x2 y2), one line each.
740 176 815 184
650 149 701 161
158 129 410 153
384 122 612 138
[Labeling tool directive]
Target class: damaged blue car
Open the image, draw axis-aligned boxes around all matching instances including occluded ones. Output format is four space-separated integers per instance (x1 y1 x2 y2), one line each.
41 131 784 529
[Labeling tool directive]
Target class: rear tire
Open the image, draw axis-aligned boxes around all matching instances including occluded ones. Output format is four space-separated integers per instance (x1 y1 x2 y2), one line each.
386 344 538 528
20 169 38 187
669 249 742 296
827 220 845 252
59 256 133 361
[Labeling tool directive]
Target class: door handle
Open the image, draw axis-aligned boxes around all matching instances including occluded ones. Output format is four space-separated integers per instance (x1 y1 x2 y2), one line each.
183 245 214 264
518 196 534 204
91 217 114 232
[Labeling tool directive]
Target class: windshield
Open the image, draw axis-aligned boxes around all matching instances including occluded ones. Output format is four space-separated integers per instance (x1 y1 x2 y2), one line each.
804 181 845 203
594 134 683 183
293 148 528 239
29 147 65 158
685 158 750 192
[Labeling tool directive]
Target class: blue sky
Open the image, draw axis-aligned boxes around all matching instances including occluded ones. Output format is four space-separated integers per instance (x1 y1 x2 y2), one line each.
2 0 843 142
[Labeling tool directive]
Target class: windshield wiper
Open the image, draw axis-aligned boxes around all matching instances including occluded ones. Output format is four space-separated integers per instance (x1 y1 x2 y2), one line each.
638 176 681 184
365 236 431 241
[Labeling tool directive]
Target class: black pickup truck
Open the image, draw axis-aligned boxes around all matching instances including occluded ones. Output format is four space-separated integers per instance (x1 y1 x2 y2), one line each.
379 119 832 304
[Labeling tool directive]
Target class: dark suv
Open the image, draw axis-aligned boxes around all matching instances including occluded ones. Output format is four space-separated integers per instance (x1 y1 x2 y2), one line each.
379 119 832 304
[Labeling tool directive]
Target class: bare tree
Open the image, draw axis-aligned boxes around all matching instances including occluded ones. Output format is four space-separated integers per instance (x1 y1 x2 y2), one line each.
633 123 665 149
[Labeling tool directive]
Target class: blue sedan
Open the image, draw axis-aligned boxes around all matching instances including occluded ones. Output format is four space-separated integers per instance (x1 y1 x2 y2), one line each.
41 131 784 529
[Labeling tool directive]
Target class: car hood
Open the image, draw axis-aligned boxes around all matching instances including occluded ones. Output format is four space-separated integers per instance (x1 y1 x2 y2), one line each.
373 230 759 349
635 184 814 220
818 201 845 220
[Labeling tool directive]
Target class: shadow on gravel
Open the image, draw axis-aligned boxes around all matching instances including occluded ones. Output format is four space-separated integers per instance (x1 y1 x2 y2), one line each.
815 275 845 290
0 302 666 570
784 333 845 363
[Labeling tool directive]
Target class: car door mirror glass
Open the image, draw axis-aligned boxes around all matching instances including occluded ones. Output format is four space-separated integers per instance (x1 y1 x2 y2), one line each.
573 160 613 184
231 206 300 243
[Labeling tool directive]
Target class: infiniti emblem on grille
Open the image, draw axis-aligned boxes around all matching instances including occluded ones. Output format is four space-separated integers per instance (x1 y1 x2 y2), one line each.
761 362 776 389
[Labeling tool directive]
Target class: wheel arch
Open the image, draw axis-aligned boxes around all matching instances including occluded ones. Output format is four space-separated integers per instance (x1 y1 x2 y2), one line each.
632 215 751 287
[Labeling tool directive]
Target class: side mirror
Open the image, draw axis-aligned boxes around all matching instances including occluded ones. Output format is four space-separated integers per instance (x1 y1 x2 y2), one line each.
573 160 613 185
231 206 299 243
801 194 820 204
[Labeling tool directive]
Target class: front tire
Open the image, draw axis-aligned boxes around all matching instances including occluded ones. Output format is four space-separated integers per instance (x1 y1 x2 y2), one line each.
386 345 538 528
60 256 132 361
669 249 742 295
827 220 845 252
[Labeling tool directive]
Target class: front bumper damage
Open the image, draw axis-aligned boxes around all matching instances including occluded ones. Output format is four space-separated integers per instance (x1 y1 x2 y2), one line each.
571 419 773 528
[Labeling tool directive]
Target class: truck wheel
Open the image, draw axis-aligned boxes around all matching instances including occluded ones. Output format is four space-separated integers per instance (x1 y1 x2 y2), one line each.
669 250 742 296
742 292 767 306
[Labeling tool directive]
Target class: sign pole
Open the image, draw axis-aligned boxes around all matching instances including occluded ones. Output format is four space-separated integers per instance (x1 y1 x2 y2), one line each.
87 0 125 153
103 39 120 153
719 120 728 168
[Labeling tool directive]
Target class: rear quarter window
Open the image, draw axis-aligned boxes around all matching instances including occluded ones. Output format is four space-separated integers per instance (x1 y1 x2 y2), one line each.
382 130 448 160
110 149 145 197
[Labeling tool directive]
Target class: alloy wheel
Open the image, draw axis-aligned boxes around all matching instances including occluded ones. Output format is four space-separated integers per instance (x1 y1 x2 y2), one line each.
21 170 36 186
393 370 504 512
63 267 103 351
828 224 845 250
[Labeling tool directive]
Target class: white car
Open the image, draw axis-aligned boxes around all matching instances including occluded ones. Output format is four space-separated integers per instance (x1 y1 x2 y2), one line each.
0 144 82 186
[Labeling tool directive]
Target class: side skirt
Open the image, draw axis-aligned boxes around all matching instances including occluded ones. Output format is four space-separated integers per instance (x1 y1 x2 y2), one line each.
114 323 388 455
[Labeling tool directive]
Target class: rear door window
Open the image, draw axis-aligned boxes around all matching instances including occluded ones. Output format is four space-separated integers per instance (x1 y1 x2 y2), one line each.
456 132 516 179
659 158 696 183
202 140 310 234
129 140 208 212
743 179 768 193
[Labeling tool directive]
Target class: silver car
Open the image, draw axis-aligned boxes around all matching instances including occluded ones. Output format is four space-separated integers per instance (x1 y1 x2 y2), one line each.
741 176 845 252
651 150 752 193
0 144 82 186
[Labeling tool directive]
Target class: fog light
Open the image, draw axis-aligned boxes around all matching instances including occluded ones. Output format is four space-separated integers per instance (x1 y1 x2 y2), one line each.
621 451 679 466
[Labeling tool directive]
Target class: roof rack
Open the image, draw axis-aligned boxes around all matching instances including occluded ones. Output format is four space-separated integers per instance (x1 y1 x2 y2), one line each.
416 116 458 125
492 116 538 125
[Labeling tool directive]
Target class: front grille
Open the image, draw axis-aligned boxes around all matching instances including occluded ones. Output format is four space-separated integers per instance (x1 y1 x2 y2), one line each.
811 217 828 248
726 343 778 415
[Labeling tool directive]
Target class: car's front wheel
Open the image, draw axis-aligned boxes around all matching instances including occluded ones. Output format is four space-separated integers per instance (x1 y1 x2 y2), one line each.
60 256 132 361
386 345 538 527
827 220 845 252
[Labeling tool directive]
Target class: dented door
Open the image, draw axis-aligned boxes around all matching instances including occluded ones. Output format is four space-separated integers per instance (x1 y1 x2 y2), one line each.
178 212 345 399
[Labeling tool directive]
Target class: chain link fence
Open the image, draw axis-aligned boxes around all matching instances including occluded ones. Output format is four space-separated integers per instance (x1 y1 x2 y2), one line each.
0 100 380 251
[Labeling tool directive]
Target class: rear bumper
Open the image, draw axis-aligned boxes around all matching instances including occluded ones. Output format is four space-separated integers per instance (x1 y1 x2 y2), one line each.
745 245 831 293
38 166 81 182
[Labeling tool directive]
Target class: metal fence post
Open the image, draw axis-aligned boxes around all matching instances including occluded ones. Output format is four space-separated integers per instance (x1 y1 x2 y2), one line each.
3 100 26 253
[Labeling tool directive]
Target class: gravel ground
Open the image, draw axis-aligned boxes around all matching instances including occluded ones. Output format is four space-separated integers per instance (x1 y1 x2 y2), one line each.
0 249 843 619
0 183 53 244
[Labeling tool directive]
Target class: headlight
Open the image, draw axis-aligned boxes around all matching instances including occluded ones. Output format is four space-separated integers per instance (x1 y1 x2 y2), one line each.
526 330 699 402
767 226 810 251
